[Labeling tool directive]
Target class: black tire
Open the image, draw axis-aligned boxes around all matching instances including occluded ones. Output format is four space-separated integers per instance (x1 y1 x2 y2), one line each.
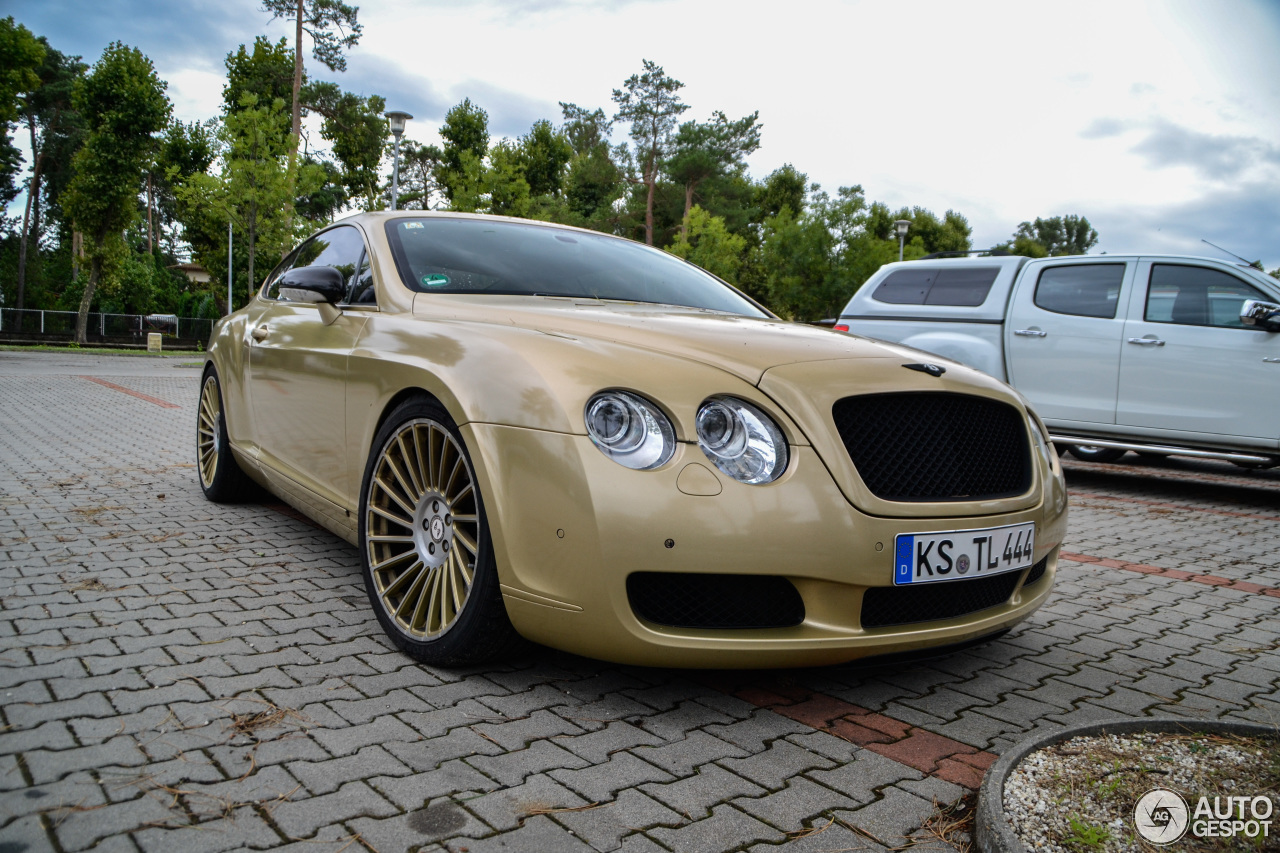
358 396 519 666
197 367 256 502
1066 444 1127 463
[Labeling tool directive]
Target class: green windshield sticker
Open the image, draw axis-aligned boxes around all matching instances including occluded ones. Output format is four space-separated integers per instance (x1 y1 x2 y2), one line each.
421 273 450 287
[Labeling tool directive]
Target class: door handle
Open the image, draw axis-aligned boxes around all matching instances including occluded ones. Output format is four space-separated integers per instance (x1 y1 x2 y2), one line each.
1014 329 1047 337
1264 357 1280 364
1127 337 1165 346
252 325 269 342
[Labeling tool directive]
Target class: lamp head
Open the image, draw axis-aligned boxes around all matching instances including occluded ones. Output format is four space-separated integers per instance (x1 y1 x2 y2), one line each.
894 219 911 238
385 110 413 137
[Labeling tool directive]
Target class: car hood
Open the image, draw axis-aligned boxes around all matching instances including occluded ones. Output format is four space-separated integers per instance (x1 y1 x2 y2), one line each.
413 294 901 384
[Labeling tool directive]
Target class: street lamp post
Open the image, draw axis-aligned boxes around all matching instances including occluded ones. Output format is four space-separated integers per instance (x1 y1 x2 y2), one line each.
385 111 413 210
894 219 911 262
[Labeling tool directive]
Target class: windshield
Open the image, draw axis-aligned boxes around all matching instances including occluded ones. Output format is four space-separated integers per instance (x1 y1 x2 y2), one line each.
384 217 768 317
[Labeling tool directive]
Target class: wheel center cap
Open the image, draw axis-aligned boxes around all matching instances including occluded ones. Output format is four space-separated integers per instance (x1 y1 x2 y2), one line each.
430 516 445 542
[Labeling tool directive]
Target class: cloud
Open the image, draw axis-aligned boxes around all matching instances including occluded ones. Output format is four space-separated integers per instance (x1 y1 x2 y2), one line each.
450 80 562 138
1091 184 1280 271
340 55 453 125
1079 117 1131 139
10 0 261 71
1080 117 1280 182
1130 120 1280 181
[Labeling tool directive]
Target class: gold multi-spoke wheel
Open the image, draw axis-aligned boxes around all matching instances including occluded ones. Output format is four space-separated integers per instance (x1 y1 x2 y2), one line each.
198 374 223 489
196 369 253 502
359 398 517 665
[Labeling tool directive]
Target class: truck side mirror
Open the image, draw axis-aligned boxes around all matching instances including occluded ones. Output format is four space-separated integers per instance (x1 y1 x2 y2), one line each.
1240 299 1280 332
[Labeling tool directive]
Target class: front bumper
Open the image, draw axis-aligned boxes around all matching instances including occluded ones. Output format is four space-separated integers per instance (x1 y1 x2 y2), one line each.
464 424 1066 668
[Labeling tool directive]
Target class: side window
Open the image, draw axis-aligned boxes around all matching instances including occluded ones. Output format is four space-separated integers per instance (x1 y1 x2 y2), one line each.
873 269 934 304
347 251 376 304
1145 264 1267 329
265 225 367 301
1033 264 1124 318
871 267 998 306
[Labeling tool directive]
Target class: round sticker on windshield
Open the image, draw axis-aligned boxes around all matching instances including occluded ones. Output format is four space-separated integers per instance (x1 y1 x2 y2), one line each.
421 273 450 287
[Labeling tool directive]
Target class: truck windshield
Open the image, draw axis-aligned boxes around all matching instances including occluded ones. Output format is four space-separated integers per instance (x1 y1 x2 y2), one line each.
384 217 768 317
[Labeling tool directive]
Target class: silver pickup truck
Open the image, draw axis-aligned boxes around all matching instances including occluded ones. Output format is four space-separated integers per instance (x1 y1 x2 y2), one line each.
836 254 1280 467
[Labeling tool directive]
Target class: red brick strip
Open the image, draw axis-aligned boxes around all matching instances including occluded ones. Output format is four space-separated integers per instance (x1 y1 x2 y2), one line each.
1070 491 1280 523
1060 551 1277 596
707 677 997 789
80 376 181 409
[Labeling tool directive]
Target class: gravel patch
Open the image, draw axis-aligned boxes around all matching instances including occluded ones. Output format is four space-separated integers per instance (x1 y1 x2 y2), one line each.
1004 732 1280 851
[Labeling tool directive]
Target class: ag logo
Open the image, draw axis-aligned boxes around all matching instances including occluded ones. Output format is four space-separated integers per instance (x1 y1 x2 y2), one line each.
1134 788 1189 845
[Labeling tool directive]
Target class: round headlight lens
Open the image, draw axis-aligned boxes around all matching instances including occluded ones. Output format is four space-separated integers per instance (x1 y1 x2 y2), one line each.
584 391 674 470
696 396 788 484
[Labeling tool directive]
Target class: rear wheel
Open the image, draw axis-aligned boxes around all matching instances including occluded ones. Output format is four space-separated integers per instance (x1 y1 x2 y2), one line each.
197 368 255 502
358 397 518 666
1066 444 1127 463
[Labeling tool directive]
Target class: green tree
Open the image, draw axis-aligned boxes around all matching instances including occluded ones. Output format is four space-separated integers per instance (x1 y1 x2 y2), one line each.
866 204 972 257
558 102 623 229
176 95 318 311
260 0 361 157
302 80 387 209
667 205 747 284
14 39 85 310
484 139 531 218
0 17 46 206
665 110 761 228
63 42 171 344
754 164 807 221
438 98 489 205
612 60 688 245
517 118 572 199
223 36 296 122
391 138 444 210
1000 214 1099 256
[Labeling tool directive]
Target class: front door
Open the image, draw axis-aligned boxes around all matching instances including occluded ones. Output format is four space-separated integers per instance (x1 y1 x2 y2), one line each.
1117 260 1280 446
248 225 370 505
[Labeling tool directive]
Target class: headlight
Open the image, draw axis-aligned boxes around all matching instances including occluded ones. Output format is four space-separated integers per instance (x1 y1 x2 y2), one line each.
1027 411 1056 471
696 396 788 484
584 391 675 470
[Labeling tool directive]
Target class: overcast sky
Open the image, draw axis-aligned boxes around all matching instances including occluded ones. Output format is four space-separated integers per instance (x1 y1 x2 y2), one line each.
9 0 1280 269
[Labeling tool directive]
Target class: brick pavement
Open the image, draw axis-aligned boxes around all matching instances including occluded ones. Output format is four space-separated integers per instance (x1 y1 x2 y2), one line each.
3 352 1280 852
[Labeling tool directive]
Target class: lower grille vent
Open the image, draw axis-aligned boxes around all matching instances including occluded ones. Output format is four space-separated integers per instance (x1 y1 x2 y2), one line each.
627 573 804 629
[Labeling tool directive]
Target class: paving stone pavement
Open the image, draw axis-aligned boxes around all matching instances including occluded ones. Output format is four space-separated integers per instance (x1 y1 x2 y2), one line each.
3 351 1280 853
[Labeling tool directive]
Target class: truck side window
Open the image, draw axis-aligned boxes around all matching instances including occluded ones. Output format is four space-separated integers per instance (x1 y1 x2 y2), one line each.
1033 264 1124 319
872 267 998 306
1145 264 1267 329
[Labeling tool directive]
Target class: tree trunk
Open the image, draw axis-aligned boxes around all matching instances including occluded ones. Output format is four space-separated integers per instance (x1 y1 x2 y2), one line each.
75 252 103 346
291 0 303 153
146 171 155 254
72 230 83 282
16 116 42 311
680 182 696 237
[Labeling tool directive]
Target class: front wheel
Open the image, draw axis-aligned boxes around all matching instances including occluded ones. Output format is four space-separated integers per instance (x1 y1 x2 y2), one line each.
197 368 255 502
1066 444 1127 464
358 397 519 666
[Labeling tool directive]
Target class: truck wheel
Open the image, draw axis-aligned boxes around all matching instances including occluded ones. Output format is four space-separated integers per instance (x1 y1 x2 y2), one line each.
1066 444 1126 463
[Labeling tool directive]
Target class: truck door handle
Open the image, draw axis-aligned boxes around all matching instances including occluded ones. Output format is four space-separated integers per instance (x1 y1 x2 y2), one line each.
252 325 269 342
1014 329 1047 337
1264 357 1280 364
1127 337 1165 346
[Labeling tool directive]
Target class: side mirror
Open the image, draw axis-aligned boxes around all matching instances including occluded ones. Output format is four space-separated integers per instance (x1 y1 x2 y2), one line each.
277 266 346 304
1240 299 1280 332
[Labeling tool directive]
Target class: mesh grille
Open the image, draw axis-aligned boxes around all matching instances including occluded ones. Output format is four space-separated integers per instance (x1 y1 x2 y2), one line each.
831 392 1031 501
860 559 1046 629
627 573 805 629
1023 557 1048 587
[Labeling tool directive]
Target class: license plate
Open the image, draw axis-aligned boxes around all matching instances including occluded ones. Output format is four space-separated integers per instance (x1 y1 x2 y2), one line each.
893 522 1036 586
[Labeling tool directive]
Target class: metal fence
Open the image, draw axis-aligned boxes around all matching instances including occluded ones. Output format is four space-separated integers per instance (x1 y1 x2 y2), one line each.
0 308 215 344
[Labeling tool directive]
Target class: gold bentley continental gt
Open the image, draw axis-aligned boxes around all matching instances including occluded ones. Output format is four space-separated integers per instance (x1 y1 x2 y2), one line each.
197 211 1068 668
